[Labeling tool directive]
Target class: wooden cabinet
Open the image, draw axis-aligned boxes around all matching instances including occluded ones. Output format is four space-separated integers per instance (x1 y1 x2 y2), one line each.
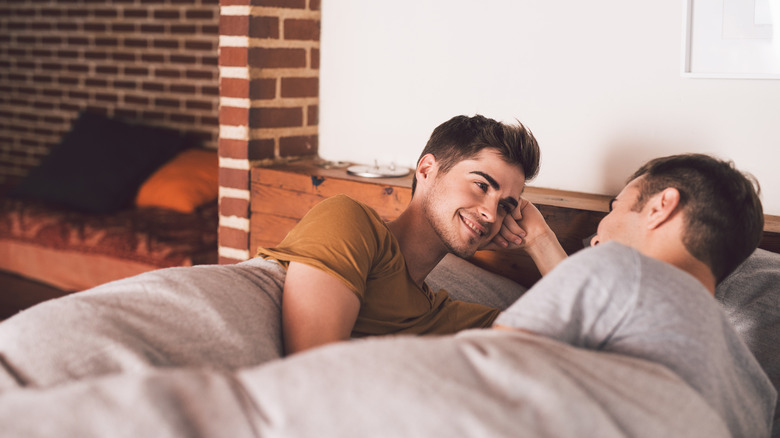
250 160 413 252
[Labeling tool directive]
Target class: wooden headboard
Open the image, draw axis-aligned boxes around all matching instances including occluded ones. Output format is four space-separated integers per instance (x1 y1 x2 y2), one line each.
251 159 780 289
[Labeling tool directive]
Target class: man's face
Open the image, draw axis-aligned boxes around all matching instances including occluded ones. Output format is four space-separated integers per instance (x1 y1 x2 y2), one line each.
421 149 526 258
591 177 645 247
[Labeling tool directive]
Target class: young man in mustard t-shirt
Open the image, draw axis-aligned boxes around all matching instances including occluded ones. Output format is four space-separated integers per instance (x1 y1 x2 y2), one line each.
257 114 567 354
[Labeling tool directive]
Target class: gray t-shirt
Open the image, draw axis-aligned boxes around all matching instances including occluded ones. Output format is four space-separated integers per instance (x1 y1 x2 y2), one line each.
495 242 776 438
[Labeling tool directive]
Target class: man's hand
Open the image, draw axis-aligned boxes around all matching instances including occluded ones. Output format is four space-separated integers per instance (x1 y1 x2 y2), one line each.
282 262 361 355
483 199 568 276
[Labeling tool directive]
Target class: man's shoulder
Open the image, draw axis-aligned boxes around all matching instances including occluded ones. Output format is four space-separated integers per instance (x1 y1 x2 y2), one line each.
565 242 641 273
319 194 379 214
309 195 383 222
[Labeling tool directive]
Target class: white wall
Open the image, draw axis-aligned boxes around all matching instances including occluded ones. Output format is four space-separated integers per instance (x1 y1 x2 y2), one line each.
319 0 780 215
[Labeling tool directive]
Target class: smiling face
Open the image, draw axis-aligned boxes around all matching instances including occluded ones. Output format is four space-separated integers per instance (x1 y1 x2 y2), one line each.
420 149 526 258
591 177 645 248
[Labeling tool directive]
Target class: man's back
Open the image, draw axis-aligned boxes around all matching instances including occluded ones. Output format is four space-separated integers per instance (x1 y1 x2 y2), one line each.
496 242 776 437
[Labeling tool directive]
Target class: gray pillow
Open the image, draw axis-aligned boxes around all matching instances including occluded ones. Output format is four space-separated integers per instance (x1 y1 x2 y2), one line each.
715 248 780 435
426 254 527 311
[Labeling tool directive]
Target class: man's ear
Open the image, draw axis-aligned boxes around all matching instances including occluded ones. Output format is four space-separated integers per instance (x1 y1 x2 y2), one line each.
646 187 681 230
415 154 437 187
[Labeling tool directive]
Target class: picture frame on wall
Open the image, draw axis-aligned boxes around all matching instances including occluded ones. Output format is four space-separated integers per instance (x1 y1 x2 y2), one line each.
682 0 780 79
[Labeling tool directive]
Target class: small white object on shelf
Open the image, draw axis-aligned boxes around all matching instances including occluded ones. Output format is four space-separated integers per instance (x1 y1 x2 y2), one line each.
347 160 410 178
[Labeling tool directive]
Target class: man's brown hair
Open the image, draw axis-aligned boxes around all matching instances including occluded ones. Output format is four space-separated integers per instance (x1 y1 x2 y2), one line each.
630 153 763 283
412 115 541 194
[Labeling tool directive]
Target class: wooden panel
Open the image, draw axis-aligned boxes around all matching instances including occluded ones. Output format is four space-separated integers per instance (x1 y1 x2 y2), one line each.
250 161 412 254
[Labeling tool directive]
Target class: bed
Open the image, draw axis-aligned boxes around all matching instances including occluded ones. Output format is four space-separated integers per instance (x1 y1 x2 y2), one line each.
0 163 778 437
0 111 219 291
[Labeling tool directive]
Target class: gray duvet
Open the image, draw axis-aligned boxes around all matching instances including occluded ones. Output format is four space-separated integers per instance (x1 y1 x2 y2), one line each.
0 256 732 437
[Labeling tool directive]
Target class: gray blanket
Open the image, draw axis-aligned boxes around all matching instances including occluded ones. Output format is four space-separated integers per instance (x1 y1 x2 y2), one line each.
0 331 729 438
0 255 733 436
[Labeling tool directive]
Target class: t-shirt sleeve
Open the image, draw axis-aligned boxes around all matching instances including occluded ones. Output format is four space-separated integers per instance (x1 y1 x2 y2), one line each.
256 195 388 302
494 243 639 349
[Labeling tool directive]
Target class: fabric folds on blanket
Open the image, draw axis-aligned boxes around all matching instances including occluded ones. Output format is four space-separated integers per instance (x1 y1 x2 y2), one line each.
0 331 729 438
0 258 286 390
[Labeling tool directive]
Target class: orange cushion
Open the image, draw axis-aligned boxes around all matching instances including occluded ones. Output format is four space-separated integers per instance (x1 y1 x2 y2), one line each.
135 148 218 213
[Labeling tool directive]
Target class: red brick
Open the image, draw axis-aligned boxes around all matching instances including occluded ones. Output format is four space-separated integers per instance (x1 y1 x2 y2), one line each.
220 15 248 36
311 48 319 69
279 134 317 157
250 0 305 8
171 113 196 124
219 138 249 159
125 95 150 105
171 24 197 34
249 16 279 39
154 98 181 108
186 41 214 51
156 69 181 79
221 77 249 98
248 138 275 160
220 196 249 217
249 78 276 99
284 19 319 41
186 70 215 80
249 107 302 128
154 10 180 20
221 106 248 126
186 10 214 20
248 47 306 68
186 100 213 111
141 24 165 33
202 85 220 96
154 39 179 50
307 104 318 125
171 84 197 93
219 46 247 66
220 167 250 190
218 226 249 250
281 77 318 98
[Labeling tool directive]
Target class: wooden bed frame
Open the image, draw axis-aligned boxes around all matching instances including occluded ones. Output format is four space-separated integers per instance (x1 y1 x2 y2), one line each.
250 159 780 289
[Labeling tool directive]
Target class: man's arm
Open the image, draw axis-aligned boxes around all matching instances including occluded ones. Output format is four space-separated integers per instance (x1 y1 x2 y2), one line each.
484 199 567 275
282 262 361 355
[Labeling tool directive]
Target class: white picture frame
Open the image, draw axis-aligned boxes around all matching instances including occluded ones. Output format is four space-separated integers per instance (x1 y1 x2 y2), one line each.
682 0 780 79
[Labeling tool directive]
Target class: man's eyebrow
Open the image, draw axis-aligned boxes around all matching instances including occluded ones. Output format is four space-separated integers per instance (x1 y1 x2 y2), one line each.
471 171 500 190
471 171 519 208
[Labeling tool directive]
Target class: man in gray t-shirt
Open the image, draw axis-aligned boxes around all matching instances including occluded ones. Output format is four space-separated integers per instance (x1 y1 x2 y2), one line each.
493 153 775 436
495 241 775 437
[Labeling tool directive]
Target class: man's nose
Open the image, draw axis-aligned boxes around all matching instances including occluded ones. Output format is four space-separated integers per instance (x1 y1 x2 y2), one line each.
478 199 498 223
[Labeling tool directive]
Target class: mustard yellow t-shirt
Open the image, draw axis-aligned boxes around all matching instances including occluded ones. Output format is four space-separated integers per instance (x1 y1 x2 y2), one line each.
256 194 499 337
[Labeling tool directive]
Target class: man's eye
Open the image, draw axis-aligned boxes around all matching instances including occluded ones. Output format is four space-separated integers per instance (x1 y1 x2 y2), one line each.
475 182 488 192
500 203 513 214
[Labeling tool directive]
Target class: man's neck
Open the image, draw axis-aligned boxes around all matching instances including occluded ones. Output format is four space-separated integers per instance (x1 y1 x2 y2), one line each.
642 239 717 295
386 206 448 287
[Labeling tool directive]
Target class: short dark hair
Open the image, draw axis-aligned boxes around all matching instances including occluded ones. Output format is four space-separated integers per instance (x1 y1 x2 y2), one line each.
629 153 763 283
411 115 541 194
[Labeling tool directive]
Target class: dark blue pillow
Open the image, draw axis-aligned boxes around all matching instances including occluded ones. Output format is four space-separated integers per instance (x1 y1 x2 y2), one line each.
10 112 187 213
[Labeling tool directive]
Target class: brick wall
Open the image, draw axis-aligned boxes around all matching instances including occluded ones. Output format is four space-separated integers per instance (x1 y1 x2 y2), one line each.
217 0 320 263
0 0 222 186
0 0 322 265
